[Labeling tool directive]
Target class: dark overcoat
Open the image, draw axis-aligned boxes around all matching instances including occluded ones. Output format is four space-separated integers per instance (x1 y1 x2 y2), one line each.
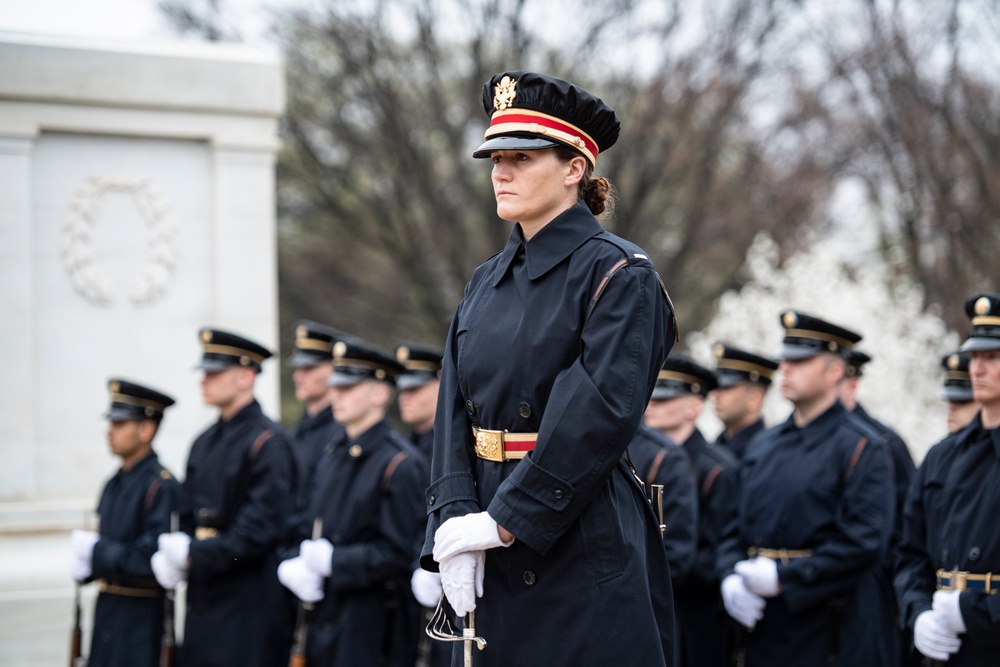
715 418 765 462
88 451 179 667
420 203 677 666
179 400 297 667
291 406 345 505
717 402 896 667
895 413 1000 666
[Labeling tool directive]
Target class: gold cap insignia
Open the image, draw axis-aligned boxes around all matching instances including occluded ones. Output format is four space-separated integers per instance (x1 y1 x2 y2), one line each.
713 343 725 359
947 354 960 370
782 312 797 328
494 75 517 111
975 296 991 315
396 346 410 363
109 380 120 393
349 444 362 458
296 325 308 339
333 341 347 359
201 329 213 343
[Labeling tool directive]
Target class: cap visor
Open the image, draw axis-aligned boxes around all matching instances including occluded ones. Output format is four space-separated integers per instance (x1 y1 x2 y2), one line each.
396 374 433 391
472 135 560 159
650 386 686 401
286 351 326 369
104 408 139 421
959 337 1000 353
326 372 367 388
194 359 235 373
779 345 820 361
714 374 748 389
941 386 975 402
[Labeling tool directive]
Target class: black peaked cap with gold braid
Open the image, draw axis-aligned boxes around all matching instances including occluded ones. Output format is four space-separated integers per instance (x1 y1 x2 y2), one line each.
651 354 717 400
846 350 872 378
779 311 861 361
472 71 620 167
196 328 272 373
940 351 974 403
105 378 175 422
960 292 1000 352
287 320 343 369
713 343 779 388
328 335 406 388
394 343 443 391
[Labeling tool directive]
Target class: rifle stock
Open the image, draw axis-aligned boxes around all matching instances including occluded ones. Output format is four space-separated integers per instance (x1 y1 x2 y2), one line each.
287 517 323 667
160 512 178 667
70 583 83 667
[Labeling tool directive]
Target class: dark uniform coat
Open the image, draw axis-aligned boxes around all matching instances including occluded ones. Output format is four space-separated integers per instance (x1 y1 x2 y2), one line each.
291 405 345 503
89 452 179 667
715 418 765 462
674 428 738 667
896 413 1000 665
289 419 427 667
717 402 896 667
421 203 676 666
409 428 435 462
180 400 297 667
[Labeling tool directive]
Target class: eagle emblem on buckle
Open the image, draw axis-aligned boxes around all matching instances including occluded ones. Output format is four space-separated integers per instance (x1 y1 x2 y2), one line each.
494 76 517 111
474 429 504 462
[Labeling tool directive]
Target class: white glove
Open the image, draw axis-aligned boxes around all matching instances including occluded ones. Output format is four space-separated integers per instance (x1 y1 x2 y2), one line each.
439 550 484 617
278 556 325 603
151 551 187 590
933 590 968 635
158 532 191 568
914 609 962 661
411 568 443 608
721 573 766 629
433 511 512 563
68 530 99 582
735 557 781 598
300 538 334 577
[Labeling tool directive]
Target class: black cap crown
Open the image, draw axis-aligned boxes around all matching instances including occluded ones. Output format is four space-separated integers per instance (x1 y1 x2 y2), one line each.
105 378 175 422
712 343 778 388
287 320 343 369
959 292 1000 352
940 351 974 403
196 328 272 373
779 311 861 361
845 350 872 378
651 354 717 400
327 335 406 387
472 71 621 167
394 343 444 391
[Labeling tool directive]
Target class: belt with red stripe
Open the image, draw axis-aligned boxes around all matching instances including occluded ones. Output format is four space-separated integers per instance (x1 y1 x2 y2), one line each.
472 427 537 462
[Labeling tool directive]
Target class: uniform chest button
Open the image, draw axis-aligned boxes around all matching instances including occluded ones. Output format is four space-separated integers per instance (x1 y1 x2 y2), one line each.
466 400 477 417
523 570 537 586
349 444 362 457
969 547 981 561
428 495 436 506
518 402 532 418
553 489 563 499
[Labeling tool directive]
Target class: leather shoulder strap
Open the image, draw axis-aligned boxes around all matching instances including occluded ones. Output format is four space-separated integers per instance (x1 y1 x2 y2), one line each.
646 448 668 487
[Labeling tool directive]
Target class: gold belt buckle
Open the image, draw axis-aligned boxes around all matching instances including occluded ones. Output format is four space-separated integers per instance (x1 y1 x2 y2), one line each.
953 568 968 592
195 526 219 541
473 428 505 462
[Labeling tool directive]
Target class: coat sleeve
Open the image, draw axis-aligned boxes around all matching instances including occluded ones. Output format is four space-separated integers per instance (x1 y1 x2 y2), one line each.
691 464 737 588
894 449 939 629
92 476 180 578
777 436 894 613
658 448 699 587
487 261 673 554
188 432 296 576
327 454 427 591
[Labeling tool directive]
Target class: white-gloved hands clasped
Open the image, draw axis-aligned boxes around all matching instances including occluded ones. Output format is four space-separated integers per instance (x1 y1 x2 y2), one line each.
914 609 962 661
932 590 967 635
278 556 325 603
68 530 100 582
439 550 484 617
411 568 443 608
300 538 334 577
721 573 766 629
151 532 191 590
432 511 512 563
734 557 781 598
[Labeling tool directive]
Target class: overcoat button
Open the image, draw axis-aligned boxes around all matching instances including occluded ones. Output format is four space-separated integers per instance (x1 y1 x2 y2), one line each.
466 400 476 416
523 570 537 586
553 489 563 499
428 495 436 505
518 402 532 418
969 547 981 561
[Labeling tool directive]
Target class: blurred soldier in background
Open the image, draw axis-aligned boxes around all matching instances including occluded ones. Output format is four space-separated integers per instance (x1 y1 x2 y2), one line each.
940 350 979 434
711 343 778 462
718 311 895 666
151 328 297 667
278 335 428 666
896 292 1000 665
69 379 180 667
645 354 737 667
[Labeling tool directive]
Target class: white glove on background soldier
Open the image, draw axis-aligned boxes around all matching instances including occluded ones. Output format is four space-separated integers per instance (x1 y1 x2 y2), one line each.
68 530 100 582
439 550 484 617
734 557 781 598
433 511 512 563
151 551 186 590
300 538 334 577
914 609 962 661
278 556 325 603
411 568 443 608
933 590 968 634
151 532 191 590
721 573 766 629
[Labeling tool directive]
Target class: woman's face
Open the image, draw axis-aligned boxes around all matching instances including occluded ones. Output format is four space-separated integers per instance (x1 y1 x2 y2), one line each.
490 149 584 229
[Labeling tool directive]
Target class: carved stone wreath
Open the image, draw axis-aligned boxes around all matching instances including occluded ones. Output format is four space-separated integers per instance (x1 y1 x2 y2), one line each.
61 177 180 307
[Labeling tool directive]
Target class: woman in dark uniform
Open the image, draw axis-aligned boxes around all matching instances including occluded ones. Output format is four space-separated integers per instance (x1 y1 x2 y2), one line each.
420 71 678 666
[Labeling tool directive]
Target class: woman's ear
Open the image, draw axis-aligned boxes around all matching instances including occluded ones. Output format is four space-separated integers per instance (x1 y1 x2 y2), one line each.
564 156 587 186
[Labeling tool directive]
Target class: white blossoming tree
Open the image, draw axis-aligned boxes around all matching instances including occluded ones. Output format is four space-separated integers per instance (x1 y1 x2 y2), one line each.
687 232 959 463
